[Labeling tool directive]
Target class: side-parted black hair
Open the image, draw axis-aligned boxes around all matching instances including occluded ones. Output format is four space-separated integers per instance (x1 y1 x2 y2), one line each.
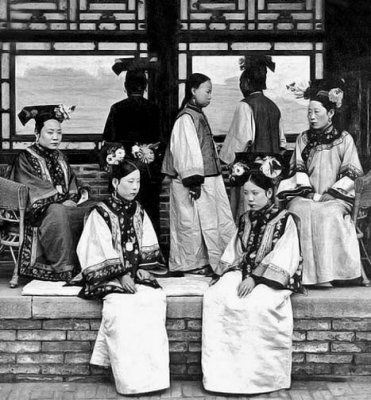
111 159 139 182
180 73 211 110
245 170 274 192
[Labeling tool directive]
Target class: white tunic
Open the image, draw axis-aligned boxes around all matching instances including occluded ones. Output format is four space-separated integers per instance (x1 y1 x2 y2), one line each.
168 114 236 271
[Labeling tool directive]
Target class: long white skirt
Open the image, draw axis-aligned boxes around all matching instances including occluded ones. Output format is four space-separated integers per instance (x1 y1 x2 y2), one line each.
91 286 170 395
202 271 293 394
169 175 235 271
289 197 361 284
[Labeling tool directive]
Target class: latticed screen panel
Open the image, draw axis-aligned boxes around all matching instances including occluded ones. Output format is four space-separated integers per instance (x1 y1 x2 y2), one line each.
180 0 323 31
3 0 146 31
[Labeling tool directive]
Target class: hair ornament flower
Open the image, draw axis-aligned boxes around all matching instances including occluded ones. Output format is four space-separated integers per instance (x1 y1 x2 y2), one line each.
229 162 250 185
286 81 309 99
131 143 155 164
258 156 283 179
54 104 76 121
230 154 283 186
232 162 248 177
328 88 343 109
106 146 126 169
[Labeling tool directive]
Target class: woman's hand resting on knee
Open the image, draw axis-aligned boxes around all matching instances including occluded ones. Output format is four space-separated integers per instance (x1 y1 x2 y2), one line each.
237 277 256 297
136 269 153 281
119 273 137 294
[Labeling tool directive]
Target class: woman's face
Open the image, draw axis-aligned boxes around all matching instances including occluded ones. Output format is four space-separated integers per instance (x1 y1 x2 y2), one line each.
37 119 62 150
113 169 140 201
307 100 334 130
243 180 272 211
192 80 212 108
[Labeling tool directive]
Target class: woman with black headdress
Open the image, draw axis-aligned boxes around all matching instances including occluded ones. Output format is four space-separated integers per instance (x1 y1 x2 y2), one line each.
283 79 364 286
202 157 302 394
7 104 93 282
76 150 169 395
220 55 287 221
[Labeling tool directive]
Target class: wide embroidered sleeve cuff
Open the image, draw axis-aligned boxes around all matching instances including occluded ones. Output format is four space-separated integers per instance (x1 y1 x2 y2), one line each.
28 192 69 226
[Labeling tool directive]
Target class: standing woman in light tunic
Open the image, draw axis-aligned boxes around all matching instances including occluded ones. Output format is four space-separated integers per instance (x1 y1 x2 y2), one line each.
162 73 235 274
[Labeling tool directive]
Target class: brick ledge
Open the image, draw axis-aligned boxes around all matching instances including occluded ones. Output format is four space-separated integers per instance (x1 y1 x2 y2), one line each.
1 280 371 320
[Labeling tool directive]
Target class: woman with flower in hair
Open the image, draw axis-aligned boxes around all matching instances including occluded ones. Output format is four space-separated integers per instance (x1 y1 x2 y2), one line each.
202 159 302 395
76 149 169 395
284 79 364 286
7 104 93 283
102 60 163 233
162 73 235 274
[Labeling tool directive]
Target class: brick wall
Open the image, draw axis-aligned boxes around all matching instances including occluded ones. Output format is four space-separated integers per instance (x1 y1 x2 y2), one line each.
292 318 371 377
1 305 371 382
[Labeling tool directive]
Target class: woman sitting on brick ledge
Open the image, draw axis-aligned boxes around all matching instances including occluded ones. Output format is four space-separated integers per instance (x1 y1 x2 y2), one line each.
7 104 93 282
283 79 364 286
75 151 169 395
202 164 302 395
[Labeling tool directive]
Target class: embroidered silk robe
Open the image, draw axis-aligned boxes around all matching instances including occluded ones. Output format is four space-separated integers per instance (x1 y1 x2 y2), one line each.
202 204 301 394
288 126 363 284
8 143 88 281
76 195 169 395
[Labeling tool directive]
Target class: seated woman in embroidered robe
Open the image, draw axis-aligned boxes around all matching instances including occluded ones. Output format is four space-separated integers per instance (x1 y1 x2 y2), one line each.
202 163 302 395
281 79 364 286
76 152 169 395
7 104 92 282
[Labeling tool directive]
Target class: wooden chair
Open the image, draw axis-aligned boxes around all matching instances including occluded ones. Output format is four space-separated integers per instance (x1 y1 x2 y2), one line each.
352 171 371 286
0 177 29 288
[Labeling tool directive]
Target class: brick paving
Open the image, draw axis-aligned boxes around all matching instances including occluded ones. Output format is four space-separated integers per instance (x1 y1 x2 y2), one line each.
1 380 371 400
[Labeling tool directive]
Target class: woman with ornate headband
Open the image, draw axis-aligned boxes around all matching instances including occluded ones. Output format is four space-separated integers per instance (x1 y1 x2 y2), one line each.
202 157 302 395
76 149 169 395
102 59 163 233
7 104 93 282
282 79 364 286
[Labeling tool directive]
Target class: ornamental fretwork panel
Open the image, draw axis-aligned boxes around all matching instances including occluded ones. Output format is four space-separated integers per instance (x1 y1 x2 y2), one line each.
180 0 323 31
1 0 146 31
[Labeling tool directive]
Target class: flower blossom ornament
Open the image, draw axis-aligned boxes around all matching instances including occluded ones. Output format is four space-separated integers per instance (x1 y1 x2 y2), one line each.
229 161 250 185
54 104 76 121
106 147 126 169
328 88 344 108
286 81 309 99
131 143 155 164
232 162 247 177
259 156 282 179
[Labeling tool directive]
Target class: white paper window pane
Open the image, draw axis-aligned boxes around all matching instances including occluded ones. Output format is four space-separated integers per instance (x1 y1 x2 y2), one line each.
179 54 187 80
